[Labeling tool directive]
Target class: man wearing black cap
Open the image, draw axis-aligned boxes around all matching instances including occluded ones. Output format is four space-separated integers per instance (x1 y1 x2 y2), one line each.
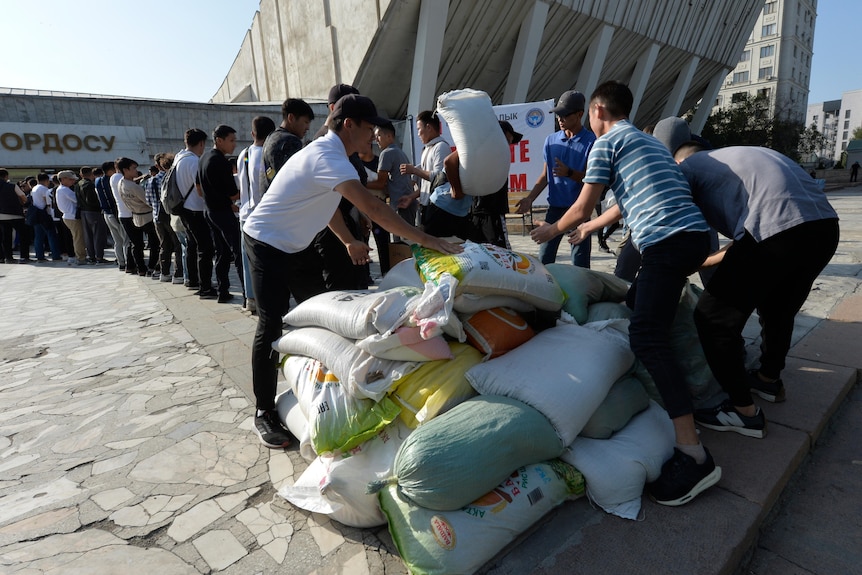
466 120 523 248
242 94 462 449
516 90 596 267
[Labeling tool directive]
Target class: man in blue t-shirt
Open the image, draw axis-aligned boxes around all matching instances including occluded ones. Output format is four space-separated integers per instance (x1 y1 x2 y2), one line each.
516 90 596 267
532 81 719 508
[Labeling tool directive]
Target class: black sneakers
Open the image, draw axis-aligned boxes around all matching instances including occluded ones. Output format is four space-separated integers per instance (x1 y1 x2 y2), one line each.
199 288 219 300
694 400 767 438
254 410 292 449
647 447 722 507
748 369 786 403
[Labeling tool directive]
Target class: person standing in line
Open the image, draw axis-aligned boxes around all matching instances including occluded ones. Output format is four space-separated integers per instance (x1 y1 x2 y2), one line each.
30 173 62 261
174 129 212 298
238 116 277 314
95 162 126 270
117 157 158 276
55 170 88 266
517 90 596 267
0 169 28 263
533 81 718 507
262 98 314 192
147 153 183 283
109 159 136 273
851 160 860 182
242 95 462 448
198 124 243 303
76 166 109 263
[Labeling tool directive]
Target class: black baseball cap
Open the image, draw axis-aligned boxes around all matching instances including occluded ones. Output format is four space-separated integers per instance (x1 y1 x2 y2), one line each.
328 83 360 105
330 94 389 125
499 120 523 143
550 90 586 116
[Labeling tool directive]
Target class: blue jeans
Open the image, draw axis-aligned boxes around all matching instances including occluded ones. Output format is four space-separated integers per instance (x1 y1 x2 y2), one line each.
538 205 591 268
627 231 710 419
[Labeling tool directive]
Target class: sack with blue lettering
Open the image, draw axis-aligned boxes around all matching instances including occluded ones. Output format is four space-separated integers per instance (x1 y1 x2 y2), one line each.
380 459 584 575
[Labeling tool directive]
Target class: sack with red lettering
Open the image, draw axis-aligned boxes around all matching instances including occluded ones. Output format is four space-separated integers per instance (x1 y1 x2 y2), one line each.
380 460 584 575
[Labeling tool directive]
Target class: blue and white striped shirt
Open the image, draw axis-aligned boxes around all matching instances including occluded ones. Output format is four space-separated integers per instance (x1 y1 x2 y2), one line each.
583 120 708 250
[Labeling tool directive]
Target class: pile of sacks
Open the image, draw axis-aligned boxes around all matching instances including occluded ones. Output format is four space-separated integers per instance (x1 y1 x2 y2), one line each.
275 241 723 575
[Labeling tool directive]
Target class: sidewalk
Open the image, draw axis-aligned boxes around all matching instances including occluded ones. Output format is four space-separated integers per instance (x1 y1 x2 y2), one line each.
0 189 860 574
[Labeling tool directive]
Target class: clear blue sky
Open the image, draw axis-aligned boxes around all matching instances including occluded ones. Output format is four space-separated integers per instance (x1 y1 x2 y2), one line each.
2 0 858 105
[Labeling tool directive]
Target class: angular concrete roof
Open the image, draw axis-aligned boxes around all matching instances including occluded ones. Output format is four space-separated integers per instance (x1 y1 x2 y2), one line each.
213 0 765 131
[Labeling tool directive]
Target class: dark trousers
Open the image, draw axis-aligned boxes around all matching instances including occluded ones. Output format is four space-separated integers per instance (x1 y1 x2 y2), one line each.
694 219 839 407
538 205 591 268
206 209 243 296
627 231 711 419
420 202 470 240
0 218 28 260
244 233 326 411
468 212 508 248
371 220 391 274
33 220 60 260
121 217 157 273
179 209 214 290
81 210 107 260
154 214 182 278
177 210 199 285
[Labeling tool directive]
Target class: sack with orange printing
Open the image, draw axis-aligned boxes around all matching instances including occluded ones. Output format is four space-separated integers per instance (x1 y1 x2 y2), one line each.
463 307 536 359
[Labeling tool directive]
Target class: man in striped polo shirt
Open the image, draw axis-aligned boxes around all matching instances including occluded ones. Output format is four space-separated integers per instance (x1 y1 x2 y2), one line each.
531 80 720 507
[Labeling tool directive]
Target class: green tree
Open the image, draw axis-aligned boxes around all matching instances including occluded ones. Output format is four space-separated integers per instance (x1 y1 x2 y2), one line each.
797 122 830 163
853 126 862 141
702 93 802 159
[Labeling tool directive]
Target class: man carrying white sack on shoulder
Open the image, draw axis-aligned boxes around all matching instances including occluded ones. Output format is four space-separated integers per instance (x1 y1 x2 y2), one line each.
242 94 462 449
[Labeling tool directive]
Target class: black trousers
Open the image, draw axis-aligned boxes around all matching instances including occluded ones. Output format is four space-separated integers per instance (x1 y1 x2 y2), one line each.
694 219 839 407
178 208 214 290
206 209 243 296
244 233 325 411
120 217 157 273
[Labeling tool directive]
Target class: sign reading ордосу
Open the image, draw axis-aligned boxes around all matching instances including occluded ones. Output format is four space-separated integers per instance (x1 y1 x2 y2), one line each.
0 122 147 168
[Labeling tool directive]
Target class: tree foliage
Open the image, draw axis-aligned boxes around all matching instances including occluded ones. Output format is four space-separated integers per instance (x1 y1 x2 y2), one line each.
701 93 802 160
853 126 862 141
797 123 830 162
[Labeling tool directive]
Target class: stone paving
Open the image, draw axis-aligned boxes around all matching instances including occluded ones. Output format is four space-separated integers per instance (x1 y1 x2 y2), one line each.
0 187 860 574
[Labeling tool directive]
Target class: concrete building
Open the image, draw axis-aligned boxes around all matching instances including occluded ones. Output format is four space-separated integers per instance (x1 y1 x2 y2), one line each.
807 89 862 162
0 88 328 174
714 0 817 124
212 0 766 133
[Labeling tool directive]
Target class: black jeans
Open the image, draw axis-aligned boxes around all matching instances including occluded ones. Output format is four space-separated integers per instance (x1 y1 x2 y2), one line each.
120 217 152 272
245 232 326 411
627 231 711 419
154 213 182 278
179 208 214 290
0 218 28 260
694 219 839 407
206 209 243 296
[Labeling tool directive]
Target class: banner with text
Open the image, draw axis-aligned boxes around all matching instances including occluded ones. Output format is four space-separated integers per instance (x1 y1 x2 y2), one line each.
0 122 147 168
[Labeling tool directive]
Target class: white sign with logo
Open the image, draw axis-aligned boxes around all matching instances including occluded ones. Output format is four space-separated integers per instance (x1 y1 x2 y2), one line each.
406 99 556 206
0 122 147 168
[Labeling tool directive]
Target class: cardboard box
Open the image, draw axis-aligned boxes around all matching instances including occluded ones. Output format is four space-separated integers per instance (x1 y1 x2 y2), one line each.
389 242 413 267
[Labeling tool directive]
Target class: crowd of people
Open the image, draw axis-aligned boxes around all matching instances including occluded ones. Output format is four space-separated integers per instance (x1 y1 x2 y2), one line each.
0 81 840 512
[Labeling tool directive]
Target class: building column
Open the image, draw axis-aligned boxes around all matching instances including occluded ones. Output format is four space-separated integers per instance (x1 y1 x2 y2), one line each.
628 43 660 124
407 0 450 116
577 24 615 99
689 68 728 134
502 1 549 104
661 55 700 119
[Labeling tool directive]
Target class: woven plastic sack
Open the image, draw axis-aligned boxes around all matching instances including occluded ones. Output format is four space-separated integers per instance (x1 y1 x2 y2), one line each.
283 287 421 339
546 263 630 325
562 401 675 519
379 258 424 291
279 420 412 528
453 292 534 315
275 389 314 461
282 356 401 455
413 241 565 311
579 375 650 439
466 323 635 445
436 89 510 197
357 327 453 362
389 342 483 428
380 460 584 575
368 395 564 511
273 327 420 401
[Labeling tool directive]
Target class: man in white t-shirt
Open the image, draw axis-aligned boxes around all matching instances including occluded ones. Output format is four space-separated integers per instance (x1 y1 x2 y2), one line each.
56 171 87 265
109 162 135 273
29 172 62 261
242 95 461 449
237 115 276 314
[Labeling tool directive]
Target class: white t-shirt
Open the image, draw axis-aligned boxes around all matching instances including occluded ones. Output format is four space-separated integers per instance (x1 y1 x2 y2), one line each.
30 184 51 210
56 185 78 220
419 136 450 206
243 130 358 253
238 144 264 222
110 172 131 218
174 149 205 212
